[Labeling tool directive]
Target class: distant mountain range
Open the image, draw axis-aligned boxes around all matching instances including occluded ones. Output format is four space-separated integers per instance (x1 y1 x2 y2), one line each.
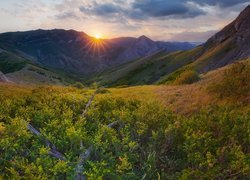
0 5 249 86
0 30 196 75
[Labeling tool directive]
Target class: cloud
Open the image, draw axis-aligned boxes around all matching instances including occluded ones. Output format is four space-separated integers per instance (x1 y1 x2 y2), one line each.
55 11 79 20
0 0 248 42
131 0 250 19
132 0 206 19
67 0 250 21
168 30 217 42
194 0 250 7
93 3 121 15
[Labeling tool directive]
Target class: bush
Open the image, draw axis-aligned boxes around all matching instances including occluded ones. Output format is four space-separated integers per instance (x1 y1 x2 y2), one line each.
0 84 249 179
174 70 200 85
72 82 84 89
208 62 250 99
97 88 110 94
90 82 98 89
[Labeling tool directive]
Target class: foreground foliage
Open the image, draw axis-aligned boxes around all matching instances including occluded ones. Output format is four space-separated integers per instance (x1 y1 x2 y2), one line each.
0 85 249 179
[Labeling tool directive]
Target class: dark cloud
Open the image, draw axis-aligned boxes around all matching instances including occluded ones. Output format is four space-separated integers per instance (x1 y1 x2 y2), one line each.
55 11 79 20
194 0 250 7
78 0 205 20
76 0 249 21
79 3 121 16
95 4 120 15
131 0 249 19
132 0 205 18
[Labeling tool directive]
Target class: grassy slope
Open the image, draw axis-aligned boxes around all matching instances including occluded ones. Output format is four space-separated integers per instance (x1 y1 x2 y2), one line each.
6 64 69 85
0 61 248 178
1 80 249 179
192 39 235 71
106 59 249 114
94 46 202 86
158 41 240 84
2 59 248 115
0 51 29 73
0 50 75 85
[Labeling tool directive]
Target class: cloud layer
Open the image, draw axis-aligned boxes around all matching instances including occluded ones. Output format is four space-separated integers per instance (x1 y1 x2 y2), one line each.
0 0 249 41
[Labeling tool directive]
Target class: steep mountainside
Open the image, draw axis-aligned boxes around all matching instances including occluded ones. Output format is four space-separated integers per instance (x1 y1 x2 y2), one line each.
193 5 250 72
0 30 195 75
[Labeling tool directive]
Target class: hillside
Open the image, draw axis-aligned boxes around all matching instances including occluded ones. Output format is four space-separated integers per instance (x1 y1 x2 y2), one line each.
0 30 196 75
0 57 249 178
197 5 250 72
0 49 75 85
94 47 202 86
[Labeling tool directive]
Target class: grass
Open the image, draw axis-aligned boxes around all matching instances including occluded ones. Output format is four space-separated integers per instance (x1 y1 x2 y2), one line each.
193 39 235 71
0 58 249 179
0 77 249 179
93 46 202 86
6 64 70 85
207 59 250 101
173 70 200 85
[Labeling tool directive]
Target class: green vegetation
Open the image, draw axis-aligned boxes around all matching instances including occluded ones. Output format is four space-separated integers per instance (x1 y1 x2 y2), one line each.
72 82 85 89
208 60 250 100
157 66 187 84
0 51 28 73
94 47 202 86
193 40 235 71
173 70 200 85
0 84 249 179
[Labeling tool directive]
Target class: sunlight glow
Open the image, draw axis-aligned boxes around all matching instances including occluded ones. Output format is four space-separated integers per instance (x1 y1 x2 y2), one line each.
94 34 101 39
84 34 109 55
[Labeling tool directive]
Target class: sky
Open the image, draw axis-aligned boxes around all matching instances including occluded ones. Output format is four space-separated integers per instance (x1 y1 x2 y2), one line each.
0 0 249 42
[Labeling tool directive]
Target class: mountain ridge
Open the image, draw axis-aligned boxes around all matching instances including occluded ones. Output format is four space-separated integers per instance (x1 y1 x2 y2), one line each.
0 29 196 75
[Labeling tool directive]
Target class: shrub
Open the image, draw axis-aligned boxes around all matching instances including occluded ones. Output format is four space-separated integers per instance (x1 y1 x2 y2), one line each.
72 82 84 89
174 70 200 85
90 82 98 89
208 61 250 99
97 88 110 94
0 83 249 179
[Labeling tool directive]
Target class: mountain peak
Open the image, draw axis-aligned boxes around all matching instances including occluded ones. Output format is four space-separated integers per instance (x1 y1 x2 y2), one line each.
233 5 250 31
138 35 153 42
206 5 250 46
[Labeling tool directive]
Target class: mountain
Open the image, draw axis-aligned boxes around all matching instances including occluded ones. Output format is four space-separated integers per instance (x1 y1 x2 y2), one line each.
95 5 250 86
193 5 250 72
93 47 202 86
0 30 196 75
113 35 161 64
1 6 248 86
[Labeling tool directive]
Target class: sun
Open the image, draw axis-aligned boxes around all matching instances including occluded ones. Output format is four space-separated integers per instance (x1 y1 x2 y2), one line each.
85 33 109 55
94 34 102 39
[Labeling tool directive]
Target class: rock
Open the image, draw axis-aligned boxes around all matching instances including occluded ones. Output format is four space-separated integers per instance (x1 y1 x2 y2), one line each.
0 71 9 82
